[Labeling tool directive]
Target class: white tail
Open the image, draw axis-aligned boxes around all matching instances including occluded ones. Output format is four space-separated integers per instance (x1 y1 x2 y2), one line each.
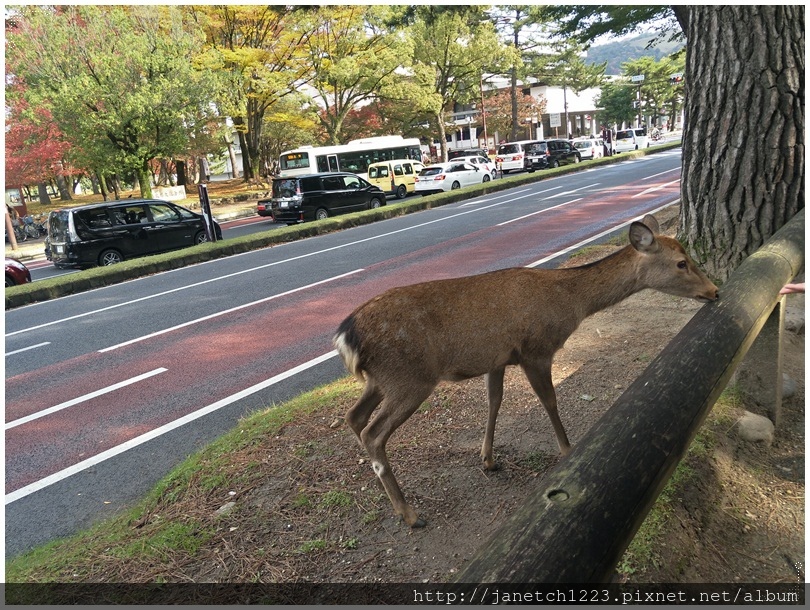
334 215 718 527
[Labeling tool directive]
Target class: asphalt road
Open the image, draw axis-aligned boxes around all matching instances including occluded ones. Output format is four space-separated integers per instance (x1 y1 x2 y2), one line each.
5 149 683 557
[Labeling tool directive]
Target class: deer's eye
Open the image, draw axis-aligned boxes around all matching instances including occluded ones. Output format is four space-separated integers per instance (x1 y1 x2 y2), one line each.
677 260 688 270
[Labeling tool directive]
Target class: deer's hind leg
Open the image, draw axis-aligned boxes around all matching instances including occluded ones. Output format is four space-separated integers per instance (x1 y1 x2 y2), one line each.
359 382 434 528
521 360 571 456
345 380 382 441
481 367 505 470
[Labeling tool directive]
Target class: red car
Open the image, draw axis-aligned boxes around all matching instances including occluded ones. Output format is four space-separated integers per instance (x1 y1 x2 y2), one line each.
5 258 31 287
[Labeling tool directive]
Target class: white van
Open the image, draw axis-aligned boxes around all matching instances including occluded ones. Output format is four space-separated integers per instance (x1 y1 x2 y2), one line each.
367 159 424 199
614 128 650 153
495 140 540 173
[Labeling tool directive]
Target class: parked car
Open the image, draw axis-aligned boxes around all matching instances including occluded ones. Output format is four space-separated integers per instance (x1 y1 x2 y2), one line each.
366 159 424 199
524 139 581 171
5 257 31 287
46 199 222 268
448 147 491 162
572 137 605 160
614 128 650 153
257 172 385 224
495 140 540 173
450 155 497 179
414 162 490 195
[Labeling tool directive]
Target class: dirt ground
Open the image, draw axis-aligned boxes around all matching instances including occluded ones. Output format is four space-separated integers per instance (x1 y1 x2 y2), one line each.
139 228 804 582
13 217 803 590
192 268 801 585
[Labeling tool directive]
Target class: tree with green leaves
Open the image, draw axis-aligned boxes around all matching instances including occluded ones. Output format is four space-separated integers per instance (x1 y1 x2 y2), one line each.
261 95 321 174
490 5 553 141
621 54 685 129
6 5 219 199
406 6 515 161
532 42 606 137
192 5 313 181
546 5 803 280
301 5 413 145
594 80 637 128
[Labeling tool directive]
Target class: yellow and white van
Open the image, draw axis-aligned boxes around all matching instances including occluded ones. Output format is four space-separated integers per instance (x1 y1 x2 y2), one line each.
366 159 424 199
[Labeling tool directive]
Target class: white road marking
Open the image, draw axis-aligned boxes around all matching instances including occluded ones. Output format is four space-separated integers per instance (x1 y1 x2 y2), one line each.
4 195 683 505
98 269 364 352
497 199 583 227
542 183 600 200
524 200 678 268
5 368 168 431
5 352 337 504
5 342 51 357
632 178 680 198
6 190 541 338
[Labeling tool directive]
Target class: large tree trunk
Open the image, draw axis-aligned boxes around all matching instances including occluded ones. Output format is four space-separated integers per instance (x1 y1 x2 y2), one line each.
434 110 448 162
675 5 804 281
234 125 254 181
54 173 72 200
136 161 153 199
37 183 51 206
175 159 187 186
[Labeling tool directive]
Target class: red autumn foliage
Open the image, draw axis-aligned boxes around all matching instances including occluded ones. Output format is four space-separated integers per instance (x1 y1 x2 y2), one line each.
5 99 78 187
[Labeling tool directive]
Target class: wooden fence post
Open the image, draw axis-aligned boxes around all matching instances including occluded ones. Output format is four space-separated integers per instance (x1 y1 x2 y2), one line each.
452 210 804 584
733 298 786 428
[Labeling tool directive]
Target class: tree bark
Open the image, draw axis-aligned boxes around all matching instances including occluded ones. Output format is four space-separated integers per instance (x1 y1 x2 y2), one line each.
175 160 187 186
137 161 152 199
225 137 239 179
37 183 51 206
54 173 72 200
233 121 254 181
676 5 804 281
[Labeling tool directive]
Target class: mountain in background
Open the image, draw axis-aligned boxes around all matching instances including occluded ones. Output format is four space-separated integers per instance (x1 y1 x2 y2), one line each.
585 34 685 74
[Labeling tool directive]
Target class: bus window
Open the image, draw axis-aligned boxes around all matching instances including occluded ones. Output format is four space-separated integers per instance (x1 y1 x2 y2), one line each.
280 151 310 171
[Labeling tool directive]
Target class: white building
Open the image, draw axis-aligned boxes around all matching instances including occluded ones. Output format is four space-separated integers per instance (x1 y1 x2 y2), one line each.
444 76 607 153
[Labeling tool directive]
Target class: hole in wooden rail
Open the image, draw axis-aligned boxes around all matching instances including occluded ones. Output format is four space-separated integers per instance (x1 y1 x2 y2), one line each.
547 489 570 502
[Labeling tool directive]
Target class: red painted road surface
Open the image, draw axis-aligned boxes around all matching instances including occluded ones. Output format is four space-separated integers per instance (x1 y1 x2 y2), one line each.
5 176 679 494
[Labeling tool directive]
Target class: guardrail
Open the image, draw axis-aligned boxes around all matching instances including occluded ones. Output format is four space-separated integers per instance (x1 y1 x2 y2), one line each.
454 209 805 583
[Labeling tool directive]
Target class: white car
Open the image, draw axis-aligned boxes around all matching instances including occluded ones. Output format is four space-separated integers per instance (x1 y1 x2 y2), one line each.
614 128 650 153
572 138 605 160
414 161 490 195
450 155 497 179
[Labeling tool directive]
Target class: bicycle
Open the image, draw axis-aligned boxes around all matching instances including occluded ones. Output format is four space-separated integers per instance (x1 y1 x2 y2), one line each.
12 223 28 242
21 215 41 239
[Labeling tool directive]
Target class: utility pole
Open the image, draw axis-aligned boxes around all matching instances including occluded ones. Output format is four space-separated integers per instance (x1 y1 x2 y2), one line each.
630 74 645 128
479 77 489 152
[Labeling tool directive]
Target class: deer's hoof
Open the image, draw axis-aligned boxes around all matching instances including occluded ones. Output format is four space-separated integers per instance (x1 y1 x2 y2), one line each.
484 461 501 472
411 516 427 528
402 512 427 528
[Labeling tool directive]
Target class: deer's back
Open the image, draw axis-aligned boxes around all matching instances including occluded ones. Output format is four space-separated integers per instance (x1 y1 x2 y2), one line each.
345 268 581 382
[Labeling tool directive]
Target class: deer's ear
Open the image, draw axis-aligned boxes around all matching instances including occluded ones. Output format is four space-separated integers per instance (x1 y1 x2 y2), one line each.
629 221 660 253
640 214 660 234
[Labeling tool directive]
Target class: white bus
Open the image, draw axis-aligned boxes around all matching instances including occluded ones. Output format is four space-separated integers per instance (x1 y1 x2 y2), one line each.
278 135 422 180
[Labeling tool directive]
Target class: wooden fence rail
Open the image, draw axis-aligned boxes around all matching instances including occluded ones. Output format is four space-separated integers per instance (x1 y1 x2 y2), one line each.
454 209 805 583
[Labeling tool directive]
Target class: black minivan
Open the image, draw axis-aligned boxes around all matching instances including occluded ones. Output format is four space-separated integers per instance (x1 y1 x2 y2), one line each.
258 172 385 224
47 199 222 268
524 140 581 171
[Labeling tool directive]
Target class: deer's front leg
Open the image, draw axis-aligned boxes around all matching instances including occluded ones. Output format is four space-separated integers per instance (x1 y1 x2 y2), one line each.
481 367 506 470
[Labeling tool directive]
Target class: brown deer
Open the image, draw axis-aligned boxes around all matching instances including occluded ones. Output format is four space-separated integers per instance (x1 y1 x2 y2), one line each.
334 215 718 527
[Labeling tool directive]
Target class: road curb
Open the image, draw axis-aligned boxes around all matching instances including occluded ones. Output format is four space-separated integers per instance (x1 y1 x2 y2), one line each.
5 143 682 310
